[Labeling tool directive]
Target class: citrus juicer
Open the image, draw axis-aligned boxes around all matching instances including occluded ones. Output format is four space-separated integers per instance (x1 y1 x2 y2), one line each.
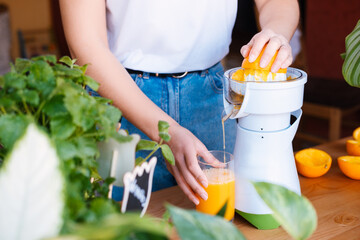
223 67 307 229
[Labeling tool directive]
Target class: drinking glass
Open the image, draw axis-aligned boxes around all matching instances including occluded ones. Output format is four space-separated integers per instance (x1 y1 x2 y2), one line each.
196 150 235 221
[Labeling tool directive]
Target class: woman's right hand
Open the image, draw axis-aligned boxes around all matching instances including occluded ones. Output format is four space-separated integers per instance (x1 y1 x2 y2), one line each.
166 124 219 205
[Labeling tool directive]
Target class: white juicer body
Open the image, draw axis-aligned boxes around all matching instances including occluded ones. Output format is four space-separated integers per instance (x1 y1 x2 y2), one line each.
223 68 307 220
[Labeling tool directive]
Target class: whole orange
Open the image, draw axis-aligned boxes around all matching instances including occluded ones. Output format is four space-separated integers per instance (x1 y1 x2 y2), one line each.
295 148 332 178
353 127 360 141
337 156 360 180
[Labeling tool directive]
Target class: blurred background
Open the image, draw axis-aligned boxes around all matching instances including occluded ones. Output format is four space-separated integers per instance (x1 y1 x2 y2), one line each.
0 0 359 150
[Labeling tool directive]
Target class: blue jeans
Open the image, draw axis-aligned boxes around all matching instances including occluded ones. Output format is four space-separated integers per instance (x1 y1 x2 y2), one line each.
88 62 236 201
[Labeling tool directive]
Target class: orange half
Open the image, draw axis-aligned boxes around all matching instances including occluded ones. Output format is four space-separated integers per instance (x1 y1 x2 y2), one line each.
338 156 360 180
295 148 332 178
346 140 360 156
241 43 287 73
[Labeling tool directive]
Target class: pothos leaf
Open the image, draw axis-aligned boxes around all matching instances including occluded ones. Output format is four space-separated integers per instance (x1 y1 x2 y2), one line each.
216 201 228 218
342 19 360 87
0 123 64 240
253 181 317 240
167 205 245 240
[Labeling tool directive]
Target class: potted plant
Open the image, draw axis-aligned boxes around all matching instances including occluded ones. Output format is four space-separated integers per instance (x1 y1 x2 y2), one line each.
0 55 318 240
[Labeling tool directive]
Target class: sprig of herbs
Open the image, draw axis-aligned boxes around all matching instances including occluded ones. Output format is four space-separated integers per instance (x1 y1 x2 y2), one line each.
0 55 176 234
136 120 175 166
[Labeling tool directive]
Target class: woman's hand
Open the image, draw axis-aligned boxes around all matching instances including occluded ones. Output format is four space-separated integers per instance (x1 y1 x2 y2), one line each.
166 124 219 205
240 28 293 72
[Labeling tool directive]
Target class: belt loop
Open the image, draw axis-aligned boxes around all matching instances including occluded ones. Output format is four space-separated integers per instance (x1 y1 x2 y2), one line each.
143 72 150 79
201 69 208 77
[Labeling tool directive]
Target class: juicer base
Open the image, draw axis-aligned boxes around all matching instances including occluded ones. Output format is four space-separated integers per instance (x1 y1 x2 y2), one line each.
236 210 280 230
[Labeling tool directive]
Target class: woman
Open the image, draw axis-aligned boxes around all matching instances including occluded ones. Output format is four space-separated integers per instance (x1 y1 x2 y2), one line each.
60 0 299 205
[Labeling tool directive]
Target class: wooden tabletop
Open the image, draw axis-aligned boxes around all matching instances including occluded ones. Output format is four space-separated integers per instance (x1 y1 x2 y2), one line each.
146 137 360 239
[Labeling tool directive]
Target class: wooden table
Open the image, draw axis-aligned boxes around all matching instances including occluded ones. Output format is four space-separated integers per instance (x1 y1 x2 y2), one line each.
146 137 360 239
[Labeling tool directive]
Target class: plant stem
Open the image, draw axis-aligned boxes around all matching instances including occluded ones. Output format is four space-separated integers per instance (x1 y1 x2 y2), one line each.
141 139 164 164
22 100 31 115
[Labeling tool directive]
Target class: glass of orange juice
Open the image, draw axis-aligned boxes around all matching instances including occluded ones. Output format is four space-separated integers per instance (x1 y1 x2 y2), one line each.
196 150 235 221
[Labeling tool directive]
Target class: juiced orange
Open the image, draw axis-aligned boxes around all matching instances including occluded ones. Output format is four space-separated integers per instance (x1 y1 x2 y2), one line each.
196 168 235 221
232 43 287 82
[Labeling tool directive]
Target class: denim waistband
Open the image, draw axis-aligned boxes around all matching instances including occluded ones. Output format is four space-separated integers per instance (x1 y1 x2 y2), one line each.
127 62 222 79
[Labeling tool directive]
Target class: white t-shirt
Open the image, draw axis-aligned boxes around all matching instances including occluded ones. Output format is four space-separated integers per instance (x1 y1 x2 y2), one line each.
106 0 237 73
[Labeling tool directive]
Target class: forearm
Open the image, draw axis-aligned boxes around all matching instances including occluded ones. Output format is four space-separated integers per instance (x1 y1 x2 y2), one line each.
59 0 178 142
76 46 178 141
255 0 300 41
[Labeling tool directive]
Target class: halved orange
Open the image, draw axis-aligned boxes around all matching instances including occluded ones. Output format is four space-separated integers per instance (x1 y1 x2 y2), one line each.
295 148 332 178
232 43 287 81
231 68 245 81
337 156 360 180
353 127 360 141
346 140 360 156
241 43 287 73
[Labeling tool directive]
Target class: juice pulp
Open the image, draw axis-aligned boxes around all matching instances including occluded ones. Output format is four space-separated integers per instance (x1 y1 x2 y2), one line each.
196 168 235 221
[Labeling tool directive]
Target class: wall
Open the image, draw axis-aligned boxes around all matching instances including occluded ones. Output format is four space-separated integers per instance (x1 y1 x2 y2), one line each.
1 0 52 58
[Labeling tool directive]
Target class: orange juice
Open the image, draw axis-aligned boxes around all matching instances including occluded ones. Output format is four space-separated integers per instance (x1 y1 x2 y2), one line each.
196 168 235 221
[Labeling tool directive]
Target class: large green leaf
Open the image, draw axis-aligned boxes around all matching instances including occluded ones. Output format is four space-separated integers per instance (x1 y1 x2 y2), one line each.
167 205 245 240
342 19 360 87
0 124 65 240
0 115 30 150
56 213 168 240
253 182 317 240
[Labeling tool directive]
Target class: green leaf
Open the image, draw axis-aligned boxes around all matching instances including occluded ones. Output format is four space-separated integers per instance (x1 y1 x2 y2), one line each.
23 89 40 106
111 131 133 143
0 124 64 240
64 93 96 131
31 55 57 64
160 144 175 165
74 137 99 158
59 56 77 68
216 201 228 218
53 63 83 78
4 72 26 89
89 198 118 220
43 95 68 117
167 205 245 240
158 121 171 142
55 140 78 161
159 132 171 142
58 213 168 240
0 115 30 150
84 75 100 91
50 114 76 140
342 19 360 87
253 181 317 240
136 139 157 151
14 58 31 74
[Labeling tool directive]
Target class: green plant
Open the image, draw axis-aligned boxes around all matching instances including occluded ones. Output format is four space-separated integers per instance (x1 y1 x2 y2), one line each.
0 55 174 232
0 55 318 240
341 19 360 87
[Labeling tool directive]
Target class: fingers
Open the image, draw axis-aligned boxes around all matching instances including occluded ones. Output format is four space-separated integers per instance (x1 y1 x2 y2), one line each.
263 37 292 72
177 150 209 198
240 29 293 72
169 162 202 205
198 150 225 168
